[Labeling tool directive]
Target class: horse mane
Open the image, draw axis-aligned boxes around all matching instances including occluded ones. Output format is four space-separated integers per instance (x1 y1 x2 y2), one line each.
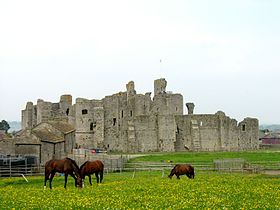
80 160 89 169
66 157 80 170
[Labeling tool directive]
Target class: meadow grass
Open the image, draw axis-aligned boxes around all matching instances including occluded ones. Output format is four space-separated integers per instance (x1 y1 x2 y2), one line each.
1 171 280 209
127 150 280 164
1 150 280 209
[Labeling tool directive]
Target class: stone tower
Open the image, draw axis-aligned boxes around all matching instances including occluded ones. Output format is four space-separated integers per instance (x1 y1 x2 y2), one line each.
21 102 34 129
186 103 195 114
154 78 167 96
59 94 72 117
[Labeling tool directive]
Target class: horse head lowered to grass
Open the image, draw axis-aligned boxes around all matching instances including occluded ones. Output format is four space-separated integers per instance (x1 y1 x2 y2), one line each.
44 157 82 189
80 160 104 186
168 164 195 179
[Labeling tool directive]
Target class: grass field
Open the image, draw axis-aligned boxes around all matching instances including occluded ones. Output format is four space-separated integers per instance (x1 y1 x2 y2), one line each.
1 150 280 209
127 150 280 164
1 172 280 209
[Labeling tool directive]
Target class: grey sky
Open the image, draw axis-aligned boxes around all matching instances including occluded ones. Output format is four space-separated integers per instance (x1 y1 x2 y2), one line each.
0 0 279 124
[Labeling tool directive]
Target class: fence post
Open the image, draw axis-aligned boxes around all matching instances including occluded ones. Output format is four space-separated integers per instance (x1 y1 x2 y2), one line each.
9 156 12 177
162 168 165 178
25 158 27 174
132 168 136 179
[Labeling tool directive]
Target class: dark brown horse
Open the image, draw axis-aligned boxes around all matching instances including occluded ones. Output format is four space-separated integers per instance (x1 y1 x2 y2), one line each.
80 160 104 186
44 157 82 189
168 164 195 179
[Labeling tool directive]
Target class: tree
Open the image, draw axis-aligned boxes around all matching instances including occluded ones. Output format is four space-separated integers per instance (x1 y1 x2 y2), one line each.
0 120 10 133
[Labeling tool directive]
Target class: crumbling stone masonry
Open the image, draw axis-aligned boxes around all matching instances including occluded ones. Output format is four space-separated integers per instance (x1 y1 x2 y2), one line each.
21 78 259 152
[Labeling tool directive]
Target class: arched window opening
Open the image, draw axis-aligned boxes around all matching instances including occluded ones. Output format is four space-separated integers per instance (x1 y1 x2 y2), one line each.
66 108 69 116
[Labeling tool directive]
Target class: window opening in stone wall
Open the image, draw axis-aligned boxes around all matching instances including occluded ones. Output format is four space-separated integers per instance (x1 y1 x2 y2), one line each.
66 108 69 116
90 122 94 130
121 110 124 118
242 124 246 131
113 118 116 126
130 110 133 117
82 109 88 115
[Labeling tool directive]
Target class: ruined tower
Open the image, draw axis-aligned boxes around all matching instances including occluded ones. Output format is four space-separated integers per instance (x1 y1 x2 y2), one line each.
186 103 195 114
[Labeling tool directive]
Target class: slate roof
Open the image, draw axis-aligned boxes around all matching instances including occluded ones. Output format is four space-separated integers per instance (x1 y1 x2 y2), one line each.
32 127 64 143
47 121 75 134
15 121 75 144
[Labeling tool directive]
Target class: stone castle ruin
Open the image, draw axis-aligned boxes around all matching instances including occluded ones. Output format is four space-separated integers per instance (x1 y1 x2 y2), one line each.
21 78 259 153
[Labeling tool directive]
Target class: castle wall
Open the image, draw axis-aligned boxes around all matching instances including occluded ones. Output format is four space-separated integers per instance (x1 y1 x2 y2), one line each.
151 93 183 116
238 118 259 150
195 114 221 151
75 98 104 148
59 95 72 117
103 94 123 151
134 115 158 152
67 104 76 128
19 78 259 154
175 112 259 152
134 94 152 116
175 114 221 151
174 116 192 151
157 115 176 152
36 100 52 124
22 95 72 130
21 102 34 129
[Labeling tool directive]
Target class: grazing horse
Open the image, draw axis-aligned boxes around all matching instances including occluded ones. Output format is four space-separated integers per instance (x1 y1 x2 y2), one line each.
168 164 195 179
80 160 104 185
44 157 82 189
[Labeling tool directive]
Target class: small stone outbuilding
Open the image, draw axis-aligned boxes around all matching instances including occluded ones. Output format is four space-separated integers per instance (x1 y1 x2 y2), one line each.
14 121 75 164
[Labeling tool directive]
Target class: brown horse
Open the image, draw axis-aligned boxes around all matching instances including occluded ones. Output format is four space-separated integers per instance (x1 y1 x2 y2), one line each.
44 157 82 189
168 164 195 179
80 160 104 186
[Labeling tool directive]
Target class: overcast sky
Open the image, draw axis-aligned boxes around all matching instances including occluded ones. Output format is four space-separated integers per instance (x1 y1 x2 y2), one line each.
0 0 279 125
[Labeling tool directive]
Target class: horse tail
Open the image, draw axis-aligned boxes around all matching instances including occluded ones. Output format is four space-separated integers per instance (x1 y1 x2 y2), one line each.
100 160 104 170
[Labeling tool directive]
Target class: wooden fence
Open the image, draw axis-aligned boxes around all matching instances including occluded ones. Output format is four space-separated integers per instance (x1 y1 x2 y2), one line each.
1 157 279 178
